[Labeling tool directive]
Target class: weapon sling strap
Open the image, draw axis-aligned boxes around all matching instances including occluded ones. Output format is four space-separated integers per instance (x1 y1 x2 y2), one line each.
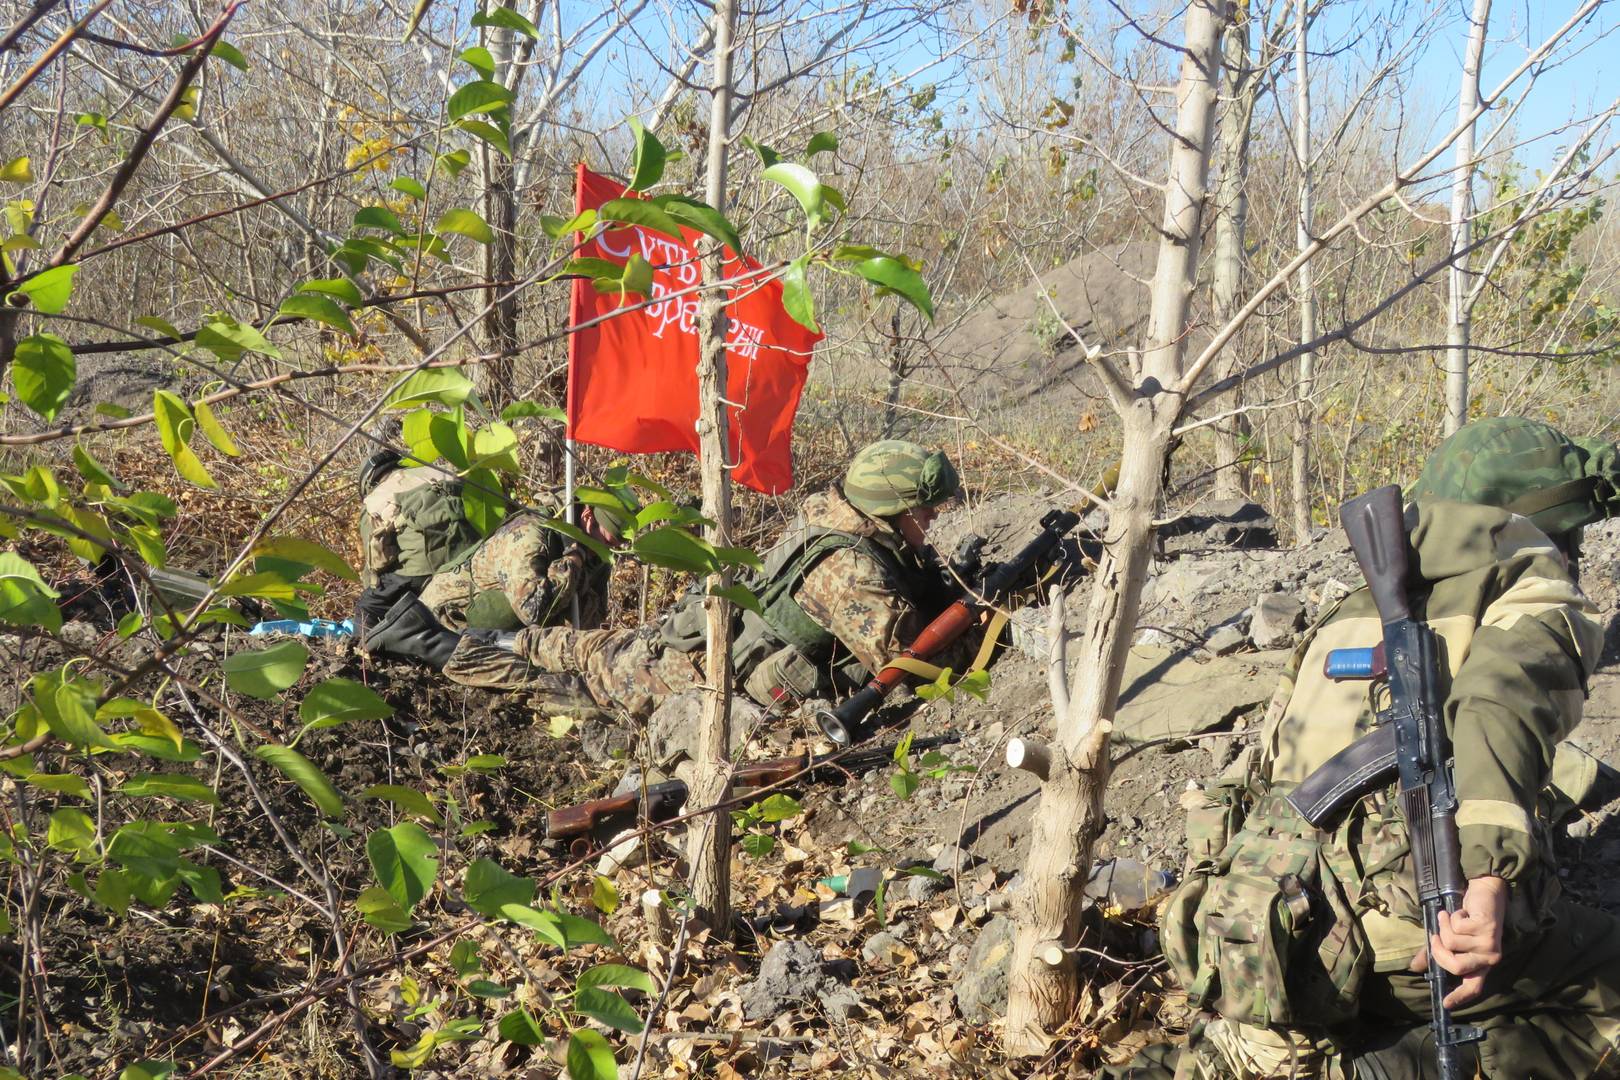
877 607 1012 684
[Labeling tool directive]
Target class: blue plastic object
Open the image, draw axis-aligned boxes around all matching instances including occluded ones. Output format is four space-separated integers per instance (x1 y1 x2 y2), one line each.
1324 646 1379 680
249 618 355 639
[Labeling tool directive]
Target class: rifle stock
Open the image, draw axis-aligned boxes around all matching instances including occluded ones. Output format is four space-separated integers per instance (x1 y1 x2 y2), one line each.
1331 485 1481 1079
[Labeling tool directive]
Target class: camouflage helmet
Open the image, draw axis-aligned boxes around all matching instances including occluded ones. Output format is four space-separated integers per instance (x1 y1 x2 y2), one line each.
842 440 961 518
1410 417 1617 535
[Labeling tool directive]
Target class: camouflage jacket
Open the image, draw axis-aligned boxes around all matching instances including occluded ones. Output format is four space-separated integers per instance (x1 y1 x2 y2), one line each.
791 489 951 676
1261 500 1602 887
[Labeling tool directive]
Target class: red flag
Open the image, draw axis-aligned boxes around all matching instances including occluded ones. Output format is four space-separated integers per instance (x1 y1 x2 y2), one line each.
566 165 822 495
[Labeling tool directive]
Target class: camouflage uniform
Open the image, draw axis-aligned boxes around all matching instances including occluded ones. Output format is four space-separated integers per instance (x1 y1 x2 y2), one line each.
1131 420 1620 1080
443 441 962 721
418 511 608 631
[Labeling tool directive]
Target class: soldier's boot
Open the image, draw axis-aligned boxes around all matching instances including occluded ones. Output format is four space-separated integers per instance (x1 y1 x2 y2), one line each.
354 573 425 639
363 594 461 670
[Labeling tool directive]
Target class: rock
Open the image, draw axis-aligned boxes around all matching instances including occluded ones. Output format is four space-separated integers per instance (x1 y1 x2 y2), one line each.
577 723 635 764
1251 592 1305 649
861 926 911 966
611 770 644 798
1204 623 1247 656
595 828 645 876
1152 560 1216 604
1159 499 1277 555
741 940 862 1020
933 843 981 875
955 916 1016 1022
908 872 948 903
646 689 764 769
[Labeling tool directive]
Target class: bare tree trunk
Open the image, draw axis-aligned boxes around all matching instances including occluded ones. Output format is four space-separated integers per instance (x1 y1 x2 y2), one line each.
1289 0 1316 543
1445 0 1492 435
479 3 521 409
1210 0 1255 500
1003 0 1225 1055
687 0 738 933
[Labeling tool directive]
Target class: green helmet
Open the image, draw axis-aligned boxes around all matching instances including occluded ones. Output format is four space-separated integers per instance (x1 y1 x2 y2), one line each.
1410 417 1618 535
842 440 960 518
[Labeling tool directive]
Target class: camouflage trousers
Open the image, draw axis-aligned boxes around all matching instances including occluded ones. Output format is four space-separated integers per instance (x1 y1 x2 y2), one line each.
442 624 702 723
1105 899 1620 1079
419 513 604 631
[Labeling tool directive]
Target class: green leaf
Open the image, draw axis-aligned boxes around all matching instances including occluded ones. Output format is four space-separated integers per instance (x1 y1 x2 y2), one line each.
25 772 90 798
462 857 534 915
499 400 566 422
118 773 219 805
223 640 308 699
196 318 280 361
577 964 654 993
574 987 643 1033
591 875 619 915
462 466 507 534
535 518 613 567
362 784 442 825
123 524 168 569
450 939 482 977
762 162 827 230
0 157 32 183
73 443 120 487
13 333 75 421
956 668 991 700
541 208 596 239
76 111 108 133
253 537 358 582
255 744 345 817
742 136 781 168
0 552 61 632
497 1007 546 1046
354 206 406 235
278 292 356 335
435 149 471 177
385 367 475 410
631 526 718 573
711 544 763 571
626 116 665 192
368 822 438 911
296 277 363 306
458 45 495 78
566 1028 618 1080
890 769 920 801
467 979 511 999
9 264 78 314
118 1062 176 1080
555 911 615 948
458 118 510 156
447 80 513 122
436 208 494 244
650 194 742 255
135 315 182 340
741 832 776 858
620 253 653 296
851 255 934 320
500 902 566 948
356 885 412 933
210 38 248 70
597 198 684 242
301 678 392 732
217 570 302 602
177 859 224 904
40 677 115 749
192 400 239 456
806 131 838 157
755 793 803 823
471 6 540 39
846 839 878 855
781 253 817 332
151 390 215 489
47 807 96 856
391 177 427 200
464 753 507 772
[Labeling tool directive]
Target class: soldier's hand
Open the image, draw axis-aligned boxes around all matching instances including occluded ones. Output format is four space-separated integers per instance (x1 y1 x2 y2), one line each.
1408 874 1508 1007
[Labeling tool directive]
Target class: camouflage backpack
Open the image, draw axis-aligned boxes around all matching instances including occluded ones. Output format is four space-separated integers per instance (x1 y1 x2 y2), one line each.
357 452 482 587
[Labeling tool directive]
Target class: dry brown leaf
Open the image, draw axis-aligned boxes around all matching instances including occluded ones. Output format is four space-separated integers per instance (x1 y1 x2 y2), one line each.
929 904 962 931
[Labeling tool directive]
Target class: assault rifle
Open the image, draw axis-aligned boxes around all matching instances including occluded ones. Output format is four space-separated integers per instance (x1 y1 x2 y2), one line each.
1288 485 1482 1079
815 507 1081 745
544 733 960 852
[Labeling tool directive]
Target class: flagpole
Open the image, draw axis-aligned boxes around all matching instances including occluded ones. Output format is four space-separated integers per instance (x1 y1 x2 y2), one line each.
565 435 580 629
